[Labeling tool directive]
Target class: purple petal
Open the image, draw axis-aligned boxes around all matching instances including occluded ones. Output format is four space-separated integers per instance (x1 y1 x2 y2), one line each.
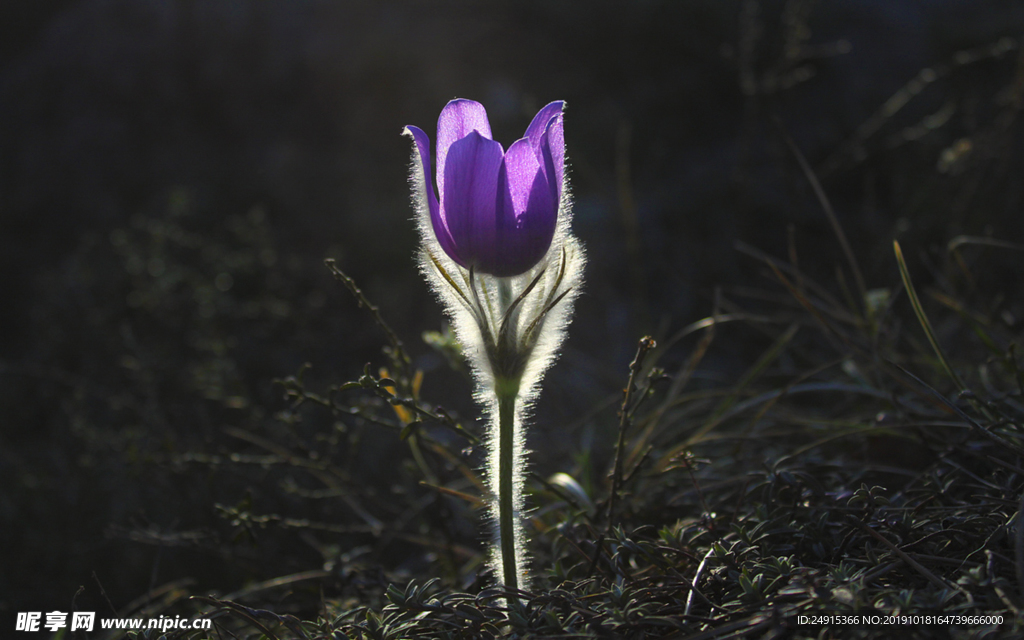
540 113 565 204
523 101 564 151
404 125 460 262
491 138 558 276
404 124 437 205
437 99 493 205
501 138 546 219
441 130 504 270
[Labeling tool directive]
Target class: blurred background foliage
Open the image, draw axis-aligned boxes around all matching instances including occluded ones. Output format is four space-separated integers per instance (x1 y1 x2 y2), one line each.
3 0 1024 626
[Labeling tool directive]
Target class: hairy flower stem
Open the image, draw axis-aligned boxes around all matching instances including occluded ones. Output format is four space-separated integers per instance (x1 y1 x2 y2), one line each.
495 384 520 603
498 279 513 313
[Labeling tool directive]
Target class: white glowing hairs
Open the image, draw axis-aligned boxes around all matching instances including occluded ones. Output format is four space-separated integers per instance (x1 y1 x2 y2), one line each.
404 100 584 597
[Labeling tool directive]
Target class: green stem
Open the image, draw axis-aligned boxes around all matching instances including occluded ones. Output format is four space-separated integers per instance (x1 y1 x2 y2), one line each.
407 433 437 485
496 384 519 603
498 279 513 312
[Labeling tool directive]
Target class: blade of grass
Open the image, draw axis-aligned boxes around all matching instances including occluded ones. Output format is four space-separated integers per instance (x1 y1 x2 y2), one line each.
735 241 853 320
846 515 968 598
778 122 868 317
884 359 1023 456
892 240 966 392
948 235 1024 253
765 261 854 349
1017 490 1024 603
705 323 800 426
419 481 486 507
653 345 894 471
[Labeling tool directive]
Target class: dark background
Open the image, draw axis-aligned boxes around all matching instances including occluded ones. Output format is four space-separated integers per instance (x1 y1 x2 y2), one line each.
3 0 1024 620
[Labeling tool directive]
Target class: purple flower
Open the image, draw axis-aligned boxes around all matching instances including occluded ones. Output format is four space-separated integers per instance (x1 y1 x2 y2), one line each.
406 99 565 277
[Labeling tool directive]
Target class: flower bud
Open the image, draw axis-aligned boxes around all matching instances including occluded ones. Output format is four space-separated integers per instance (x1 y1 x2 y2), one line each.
405 99 564 277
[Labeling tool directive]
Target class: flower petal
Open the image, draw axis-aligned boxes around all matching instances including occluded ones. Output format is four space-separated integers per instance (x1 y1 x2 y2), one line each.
437 99 493 206
540 113 564 205
523 101 564 151
441 130 504 270
404 125 461 263
492 138 558 276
